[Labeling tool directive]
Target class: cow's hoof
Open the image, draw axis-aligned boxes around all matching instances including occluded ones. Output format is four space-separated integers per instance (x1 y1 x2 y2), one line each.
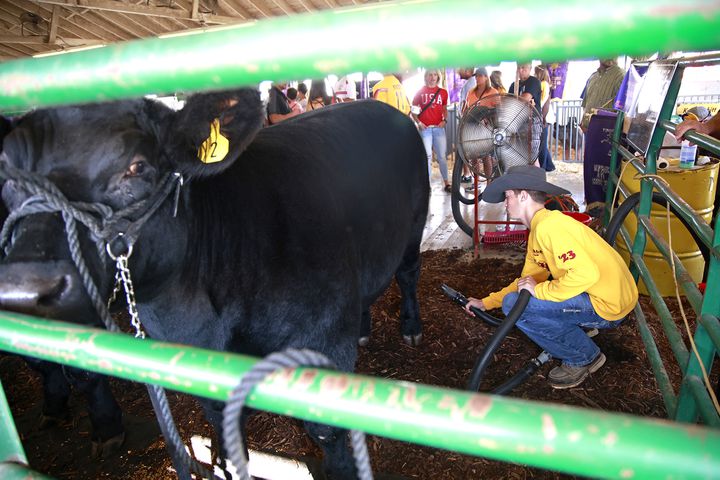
91 431 125 459
38 411 70 430
357 336 370 347
402 333 422 346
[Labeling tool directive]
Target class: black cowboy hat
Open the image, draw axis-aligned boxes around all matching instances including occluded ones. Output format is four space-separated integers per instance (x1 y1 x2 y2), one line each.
481 165 570 203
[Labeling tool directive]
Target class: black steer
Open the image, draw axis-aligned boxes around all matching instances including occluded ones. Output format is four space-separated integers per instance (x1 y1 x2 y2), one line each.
0 90 429 478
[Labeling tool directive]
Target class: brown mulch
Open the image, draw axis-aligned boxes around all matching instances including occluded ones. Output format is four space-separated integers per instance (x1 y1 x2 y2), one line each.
0 248 712 479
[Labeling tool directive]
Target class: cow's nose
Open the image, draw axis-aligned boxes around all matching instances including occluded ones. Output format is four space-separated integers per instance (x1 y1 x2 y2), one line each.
0 263 72 311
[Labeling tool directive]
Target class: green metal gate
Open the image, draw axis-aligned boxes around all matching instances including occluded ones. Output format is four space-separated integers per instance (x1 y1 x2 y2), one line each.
604 55 720 428
0 1 719 479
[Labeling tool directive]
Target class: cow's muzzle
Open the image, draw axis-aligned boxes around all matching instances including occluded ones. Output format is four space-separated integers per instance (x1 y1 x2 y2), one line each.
0 261 92 320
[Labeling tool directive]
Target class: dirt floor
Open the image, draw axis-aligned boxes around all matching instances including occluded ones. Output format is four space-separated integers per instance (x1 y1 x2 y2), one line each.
0 248 711 479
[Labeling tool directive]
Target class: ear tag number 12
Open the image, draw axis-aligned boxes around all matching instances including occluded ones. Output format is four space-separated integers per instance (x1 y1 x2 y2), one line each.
198 118 229 164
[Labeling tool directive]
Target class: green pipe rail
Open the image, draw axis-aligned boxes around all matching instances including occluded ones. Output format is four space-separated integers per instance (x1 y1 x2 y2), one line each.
0 0 719 111
0 1 719 478
0 380 52 479
0 311 719 480
604 58 720 426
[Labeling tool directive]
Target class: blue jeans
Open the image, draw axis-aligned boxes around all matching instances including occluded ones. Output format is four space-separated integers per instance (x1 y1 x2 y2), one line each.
502 292 622 366
420 126 448 183
540 125 555 172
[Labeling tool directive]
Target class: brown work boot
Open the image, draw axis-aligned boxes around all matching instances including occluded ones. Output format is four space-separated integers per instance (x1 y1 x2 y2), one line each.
548 353 606 389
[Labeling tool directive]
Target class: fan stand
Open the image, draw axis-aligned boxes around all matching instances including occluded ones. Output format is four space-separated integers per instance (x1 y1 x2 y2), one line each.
471 102 535 254
454 94 540 253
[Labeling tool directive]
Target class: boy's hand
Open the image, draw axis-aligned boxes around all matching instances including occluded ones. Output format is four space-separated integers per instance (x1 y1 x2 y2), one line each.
518 276 537 296
464 297 486 314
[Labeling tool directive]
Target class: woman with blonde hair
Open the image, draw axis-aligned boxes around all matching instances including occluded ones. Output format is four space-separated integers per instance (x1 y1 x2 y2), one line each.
411 69 451 191
490 70 507 95
534 65 555 171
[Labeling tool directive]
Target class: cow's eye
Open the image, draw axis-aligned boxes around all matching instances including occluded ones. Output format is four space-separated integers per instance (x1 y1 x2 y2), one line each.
126 161 146 177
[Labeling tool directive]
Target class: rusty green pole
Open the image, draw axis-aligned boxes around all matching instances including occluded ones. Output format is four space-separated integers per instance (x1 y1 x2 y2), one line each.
0 0 719 111
0 312 719 480
0 381 26 465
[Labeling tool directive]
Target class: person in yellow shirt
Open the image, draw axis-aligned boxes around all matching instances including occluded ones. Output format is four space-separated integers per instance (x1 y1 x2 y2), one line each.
464 165 638 389
372 73 411 115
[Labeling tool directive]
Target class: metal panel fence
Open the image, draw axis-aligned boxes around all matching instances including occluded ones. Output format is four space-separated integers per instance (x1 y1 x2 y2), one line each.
604 58 720 428
1 1 720 479
549 99 584 163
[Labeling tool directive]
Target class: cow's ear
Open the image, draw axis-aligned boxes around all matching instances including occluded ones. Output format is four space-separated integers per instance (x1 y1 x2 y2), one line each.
162 89 263 179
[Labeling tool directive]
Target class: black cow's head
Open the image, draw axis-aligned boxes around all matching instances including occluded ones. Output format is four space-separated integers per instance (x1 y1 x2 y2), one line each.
0 89 263 325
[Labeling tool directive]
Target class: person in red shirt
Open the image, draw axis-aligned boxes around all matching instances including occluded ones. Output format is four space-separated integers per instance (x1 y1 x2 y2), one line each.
412 69 450 191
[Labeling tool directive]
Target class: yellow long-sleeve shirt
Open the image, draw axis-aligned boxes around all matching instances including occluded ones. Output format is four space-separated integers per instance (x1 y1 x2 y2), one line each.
482 209 638 320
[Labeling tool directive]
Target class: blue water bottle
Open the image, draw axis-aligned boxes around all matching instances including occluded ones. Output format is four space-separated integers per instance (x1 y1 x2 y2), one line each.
679 140 697 169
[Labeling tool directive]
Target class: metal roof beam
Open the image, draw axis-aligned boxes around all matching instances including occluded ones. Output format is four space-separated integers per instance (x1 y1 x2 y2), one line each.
31 0 241 25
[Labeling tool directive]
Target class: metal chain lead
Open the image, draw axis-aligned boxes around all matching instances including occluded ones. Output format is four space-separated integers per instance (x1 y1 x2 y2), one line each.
107 270 123 311
115 254 146 339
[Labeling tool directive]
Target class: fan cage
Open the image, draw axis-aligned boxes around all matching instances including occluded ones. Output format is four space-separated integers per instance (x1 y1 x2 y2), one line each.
457 94 543 177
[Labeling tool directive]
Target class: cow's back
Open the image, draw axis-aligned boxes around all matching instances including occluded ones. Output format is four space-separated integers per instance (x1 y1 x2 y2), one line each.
190 100 428 297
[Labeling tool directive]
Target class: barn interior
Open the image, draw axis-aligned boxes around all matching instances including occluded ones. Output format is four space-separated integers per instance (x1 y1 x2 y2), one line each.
0 1 719 480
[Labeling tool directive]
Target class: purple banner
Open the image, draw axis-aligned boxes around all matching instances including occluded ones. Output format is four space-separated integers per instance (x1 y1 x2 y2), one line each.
583 111 618 207
547 62 568 99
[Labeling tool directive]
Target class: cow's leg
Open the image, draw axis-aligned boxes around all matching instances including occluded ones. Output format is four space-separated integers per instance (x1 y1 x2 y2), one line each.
62 367 125 458
305 421 357 479
358 308 372 346
200 399 248 479
395 243 422 346
25 359 71 428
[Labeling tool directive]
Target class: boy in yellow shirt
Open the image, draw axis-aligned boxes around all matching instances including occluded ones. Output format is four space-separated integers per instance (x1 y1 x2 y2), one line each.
465 165 638 388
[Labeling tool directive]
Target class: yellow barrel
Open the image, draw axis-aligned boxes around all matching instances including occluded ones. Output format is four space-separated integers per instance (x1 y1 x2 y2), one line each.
615 159 718 296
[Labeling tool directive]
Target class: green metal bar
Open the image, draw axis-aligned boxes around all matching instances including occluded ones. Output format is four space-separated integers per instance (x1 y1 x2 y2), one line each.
630 264 679 417
0 381 26 465
686 376 720 427
0 313 719 480
604 110 625 227
0 0 719 111
630 63 684 287
648 177 718 260
675 207 720 422
660 119 720 154
631 253 690 369
698 314 720 351
638 215 705 311
0 464 54 480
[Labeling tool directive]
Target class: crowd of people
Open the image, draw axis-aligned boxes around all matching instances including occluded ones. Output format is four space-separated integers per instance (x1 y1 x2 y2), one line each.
265 59 628 195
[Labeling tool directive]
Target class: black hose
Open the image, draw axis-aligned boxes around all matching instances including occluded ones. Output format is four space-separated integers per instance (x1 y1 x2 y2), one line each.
603 192 710 266
466 290 531 391
451 160 476 238
491 351 552 395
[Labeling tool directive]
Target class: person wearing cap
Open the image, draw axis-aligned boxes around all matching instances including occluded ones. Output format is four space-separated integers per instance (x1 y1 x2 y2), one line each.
463 67 500 184
333 75 358 103
412 69 451 191
463 165 638 389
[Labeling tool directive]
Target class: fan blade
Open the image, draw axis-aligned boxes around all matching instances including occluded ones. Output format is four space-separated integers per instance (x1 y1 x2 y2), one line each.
494 97 528 133
460 121 495 159
495 135 540 172
459 104 497 160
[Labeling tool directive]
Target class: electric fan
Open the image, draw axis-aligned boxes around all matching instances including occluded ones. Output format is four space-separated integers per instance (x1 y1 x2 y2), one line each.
457 94 543 179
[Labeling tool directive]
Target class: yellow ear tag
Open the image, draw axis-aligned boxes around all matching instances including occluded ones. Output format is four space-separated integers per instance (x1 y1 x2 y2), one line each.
197 118 229 164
